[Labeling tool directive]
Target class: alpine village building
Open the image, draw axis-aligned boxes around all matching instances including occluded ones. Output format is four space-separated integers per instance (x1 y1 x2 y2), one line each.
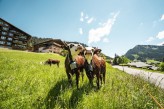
33 39 65 54
0 18 65 54
0 18 32 50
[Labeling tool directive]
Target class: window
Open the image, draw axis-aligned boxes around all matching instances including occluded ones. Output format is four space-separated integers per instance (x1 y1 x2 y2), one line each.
9 33 13 36
20 36 27 40
7 42 11 45
10 30 16 33
2 32 7 35
1 36 6 40
0 21 3 25
0 41 4 44
8 38 12 41
2 27 9 31
13 40 18 43
4 23 9 27
14 36 19 39
18 41 23 44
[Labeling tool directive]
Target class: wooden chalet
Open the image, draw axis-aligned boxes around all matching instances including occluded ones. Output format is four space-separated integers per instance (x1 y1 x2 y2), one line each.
33 39 65 54
0 18 32 50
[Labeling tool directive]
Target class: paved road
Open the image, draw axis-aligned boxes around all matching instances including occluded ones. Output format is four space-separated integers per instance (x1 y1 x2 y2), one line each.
112 65 164 89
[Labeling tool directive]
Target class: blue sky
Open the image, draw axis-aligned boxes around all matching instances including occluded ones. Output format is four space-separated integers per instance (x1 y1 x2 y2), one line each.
0 0 164 57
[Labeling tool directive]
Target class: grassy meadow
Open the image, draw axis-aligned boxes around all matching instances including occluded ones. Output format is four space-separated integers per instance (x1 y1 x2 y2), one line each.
0 48 164 109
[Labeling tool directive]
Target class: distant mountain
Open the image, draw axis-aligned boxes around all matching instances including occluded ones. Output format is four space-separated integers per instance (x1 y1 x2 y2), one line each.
125 45 164 62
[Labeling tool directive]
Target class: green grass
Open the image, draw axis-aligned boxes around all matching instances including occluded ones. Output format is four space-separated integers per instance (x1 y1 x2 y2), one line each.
0 48 164 109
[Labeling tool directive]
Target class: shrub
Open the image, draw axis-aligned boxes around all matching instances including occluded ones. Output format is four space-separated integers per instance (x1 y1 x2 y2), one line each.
159 62 164 71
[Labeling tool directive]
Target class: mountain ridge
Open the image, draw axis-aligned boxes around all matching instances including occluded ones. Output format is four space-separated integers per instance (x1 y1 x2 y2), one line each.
125 45 164 62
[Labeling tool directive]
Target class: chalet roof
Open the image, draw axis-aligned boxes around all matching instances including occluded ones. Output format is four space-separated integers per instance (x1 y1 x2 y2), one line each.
34 39 65 47
0 18 32 39
128 62 152 68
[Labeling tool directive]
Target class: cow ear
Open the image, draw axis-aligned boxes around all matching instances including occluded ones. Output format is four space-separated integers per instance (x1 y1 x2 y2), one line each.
69 44 74 48
92 48 95 52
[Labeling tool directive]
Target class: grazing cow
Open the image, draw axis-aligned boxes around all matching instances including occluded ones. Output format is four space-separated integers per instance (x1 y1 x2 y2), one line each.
83 47 106 89
45 59 60 67
63 42 85 89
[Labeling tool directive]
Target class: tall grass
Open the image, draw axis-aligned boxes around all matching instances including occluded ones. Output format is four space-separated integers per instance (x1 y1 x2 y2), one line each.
0 48 164 109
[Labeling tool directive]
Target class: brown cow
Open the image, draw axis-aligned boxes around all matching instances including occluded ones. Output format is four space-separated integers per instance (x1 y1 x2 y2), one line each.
45 59 60 67
83 47 106 89
82 47 95 85
63 42 85 89
92 48 106 89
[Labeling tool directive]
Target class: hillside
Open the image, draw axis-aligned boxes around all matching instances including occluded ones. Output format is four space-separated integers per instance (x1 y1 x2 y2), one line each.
125 45 164 62
0 48 164 108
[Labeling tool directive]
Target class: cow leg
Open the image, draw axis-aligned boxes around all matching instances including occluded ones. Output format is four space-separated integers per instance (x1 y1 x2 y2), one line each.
90 73 94 86
85 64 93 86
50 62 52 66
100 73 103 85
76 70 80 89
103 70 106 84
66 72 72 87
96 71 100 89
57 63 59 67
81 71 84 82
85 70 93 86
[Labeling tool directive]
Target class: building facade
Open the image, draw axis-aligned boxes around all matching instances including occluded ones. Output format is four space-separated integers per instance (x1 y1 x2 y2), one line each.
0 18 32 50
33 39 64 54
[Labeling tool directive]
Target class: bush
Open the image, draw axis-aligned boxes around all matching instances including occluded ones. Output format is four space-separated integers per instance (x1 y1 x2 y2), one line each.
159 62 164 71
113 55 130 65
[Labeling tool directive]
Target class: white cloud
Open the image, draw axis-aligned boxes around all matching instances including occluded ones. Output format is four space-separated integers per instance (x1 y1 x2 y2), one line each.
156 31 164 39
146 37 154 42
87 17 94 24
88 11 119 45
80 18 84 22
80 12 84 22
157 41 164 46
160 14 164 21
81 12 84 17
103 37 109 43
85 15 89 19
79 11 94 24
79 28 83 35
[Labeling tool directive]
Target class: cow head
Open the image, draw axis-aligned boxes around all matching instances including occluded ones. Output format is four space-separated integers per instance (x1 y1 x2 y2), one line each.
83 47 95 64
68 43 84 60
94 48 102 54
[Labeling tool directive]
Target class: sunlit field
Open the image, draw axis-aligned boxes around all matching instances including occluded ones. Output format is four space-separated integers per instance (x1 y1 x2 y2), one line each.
0 48 163 109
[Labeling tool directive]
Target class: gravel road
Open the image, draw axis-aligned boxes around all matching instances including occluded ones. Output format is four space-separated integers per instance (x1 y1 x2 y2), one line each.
112 65 164 89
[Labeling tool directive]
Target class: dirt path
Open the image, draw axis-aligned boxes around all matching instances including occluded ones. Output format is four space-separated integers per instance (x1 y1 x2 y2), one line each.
112 65 164 89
